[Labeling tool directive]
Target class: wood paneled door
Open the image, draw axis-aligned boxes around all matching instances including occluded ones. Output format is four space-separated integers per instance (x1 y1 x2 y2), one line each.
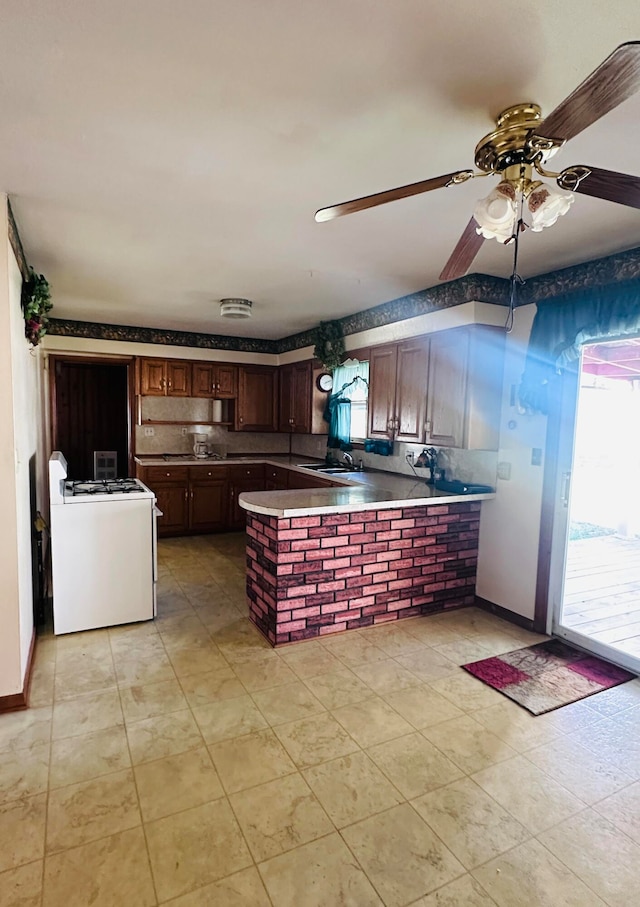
51 357 133 478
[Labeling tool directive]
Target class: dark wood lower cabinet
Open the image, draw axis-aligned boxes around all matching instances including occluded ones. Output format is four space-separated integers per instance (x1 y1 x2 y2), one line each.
228 479 266 529
154 483 189 535
189 477 227 532
138 462 336 537
265 465 289 491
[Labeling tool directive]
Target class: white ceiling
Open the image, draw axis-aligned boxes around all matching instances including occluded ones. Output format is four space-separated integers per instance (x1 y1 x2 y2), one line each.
2 0 640 339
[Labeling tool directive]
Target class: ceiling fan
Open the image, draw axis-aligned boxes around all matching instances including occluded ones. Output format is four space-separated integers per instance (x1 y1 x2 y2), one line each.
315 42 640 282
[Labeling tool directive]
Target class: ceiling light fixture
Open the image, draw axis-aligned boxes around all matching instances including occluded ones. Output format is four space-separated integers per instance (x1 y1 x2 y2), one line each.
471 165 576 334
220 298 253 319
473 173 574 243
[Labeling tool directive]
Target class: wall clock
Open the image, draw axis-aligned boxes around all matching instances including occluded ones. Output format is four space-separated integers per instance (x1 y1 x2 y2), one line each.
316 372 333 393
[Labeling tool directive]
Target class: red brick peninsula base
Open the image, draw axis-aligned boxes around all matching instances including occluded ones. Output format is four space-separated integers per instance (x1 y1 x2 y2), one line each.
246 501 481 645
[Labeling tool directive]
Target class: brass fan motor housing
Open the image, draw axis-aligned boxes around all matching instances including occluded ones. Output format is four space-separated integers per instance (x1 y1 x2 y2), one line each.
474 103 563 173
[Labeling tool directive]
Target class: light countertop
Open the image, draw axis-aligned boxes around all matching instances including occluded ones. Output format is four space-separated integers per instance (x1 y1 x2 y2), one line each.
134 454 494 516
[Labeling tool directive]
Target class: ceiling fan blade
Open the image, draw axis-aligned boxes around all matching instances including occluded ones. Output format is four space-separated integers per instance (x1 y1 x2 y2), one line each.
558 165 640 209
535 42 640 143
314 170 474 222
439 217 484 282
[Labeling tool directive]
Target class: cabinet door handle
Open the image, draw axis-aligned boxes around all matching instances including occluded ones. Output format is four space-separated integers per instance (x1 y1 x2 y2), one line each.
239 416 244 423
160 377 166 389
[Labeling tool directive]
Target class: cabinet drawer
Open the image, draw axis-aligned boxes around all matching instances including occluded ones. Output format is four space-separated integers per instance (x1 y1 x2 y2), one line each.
188 466 228 481
144 466 189 483
228 464 265 481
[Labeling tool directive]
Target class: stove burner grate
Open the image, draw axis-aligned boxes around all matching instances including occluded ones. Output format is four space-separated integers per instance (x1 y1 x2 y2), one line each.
65 479 143 496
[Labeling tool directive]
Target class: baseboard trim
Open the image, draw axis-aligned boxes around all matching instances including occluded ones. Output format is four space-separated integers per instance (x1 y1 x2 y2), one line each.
475 595 536 632
0 628 37 713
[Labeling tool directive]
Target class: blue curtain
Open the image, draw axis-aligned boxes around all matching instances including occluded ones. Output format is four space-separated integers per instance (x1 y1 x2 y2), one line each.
326 396 352 450
520 279 640 414
324 362 370 449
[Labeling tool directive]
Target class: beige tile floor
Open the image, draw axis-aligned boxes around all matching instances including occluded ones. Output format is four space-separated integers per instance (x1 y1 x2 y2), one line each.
2 533 640 905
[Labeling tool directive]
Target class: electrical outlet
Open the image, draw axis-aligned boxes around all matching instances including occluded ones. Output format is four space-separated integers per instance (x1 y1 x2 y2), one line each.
181 427 189 436
497 461 511 480
144 426 155 437
405 452 414 465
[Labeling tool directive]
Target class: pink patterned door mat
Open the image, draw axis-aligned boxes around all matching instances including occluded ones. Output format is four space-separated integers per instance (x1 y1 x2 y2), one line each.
462 639 636 715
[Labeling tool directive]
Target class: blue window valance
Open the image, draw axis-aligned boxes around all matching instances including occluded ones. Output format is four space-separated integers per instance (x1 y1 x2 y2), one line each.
519 279 640 414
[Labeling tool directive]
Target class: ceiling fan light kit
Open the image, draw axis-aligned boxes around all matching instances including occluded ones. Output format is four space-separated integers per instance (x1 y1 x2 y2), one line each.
314 42 640 283
473 174 575 241
220 297 253 319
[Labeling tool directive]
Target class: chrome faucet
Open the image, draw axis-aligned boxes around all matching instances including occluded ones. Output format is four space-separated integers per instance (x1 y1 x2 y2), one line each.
342 452 354 469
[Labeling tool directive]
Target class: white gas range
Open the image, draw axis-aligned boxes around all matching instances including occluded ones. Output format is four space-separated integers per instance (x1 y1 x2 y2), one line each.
49 451 160 634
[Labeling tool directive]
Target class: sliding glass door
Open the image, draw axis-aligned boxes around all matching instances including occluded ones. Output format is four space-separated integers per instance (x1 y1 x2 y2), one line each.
549 338 640 674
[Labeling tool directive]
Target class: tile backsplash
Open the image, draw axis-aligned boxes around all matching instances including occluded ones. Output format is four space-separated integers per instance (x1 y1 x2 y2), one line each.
135 397 497 485
135 397 289 456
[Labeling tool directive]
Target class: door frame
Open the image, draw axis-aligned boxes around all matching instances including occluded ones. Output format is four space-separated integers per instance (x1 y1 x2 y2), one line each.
535 346 640 673
533 371 568 633
48 354 137 477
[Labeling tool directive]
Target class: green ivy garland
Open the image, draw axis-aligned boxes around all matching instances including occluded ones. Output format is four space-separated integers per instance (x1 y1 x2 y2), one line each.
313 319 345 370
22 268 52 346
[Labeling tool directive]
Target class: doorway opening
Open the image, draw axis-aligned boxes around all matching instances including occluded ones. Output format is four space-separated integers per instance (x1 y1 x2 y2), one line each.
51 357 134 479
551 337 640 674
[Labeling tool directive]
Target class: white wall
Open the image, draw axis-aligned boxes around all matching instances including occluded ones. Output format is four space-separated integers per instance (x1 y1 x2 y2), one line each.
0 197 42 697
476 304 548 620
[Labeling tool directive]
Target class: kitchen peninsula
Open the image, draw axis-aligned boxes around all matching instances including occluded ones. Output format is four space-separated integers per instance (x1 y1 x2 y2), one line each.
239 467 493 646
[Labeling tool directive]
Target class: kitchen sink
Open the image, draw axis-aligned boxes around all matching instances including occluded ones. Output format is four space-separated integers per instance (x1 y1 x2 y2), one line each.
297 463 357 475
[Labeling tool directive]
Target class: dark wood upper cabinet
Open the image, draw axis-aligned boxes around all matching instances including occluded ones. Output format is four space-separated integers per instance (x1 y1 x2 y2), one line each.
236 366 278 432
279 362 312 433
192 363 215 397
167 360 191 397
138 358 191 397
395 339 429 442
368 344 398 439
192 363 238 399
368 340 428 443
425 325 504 450
425 331 467 448
138 358 167 396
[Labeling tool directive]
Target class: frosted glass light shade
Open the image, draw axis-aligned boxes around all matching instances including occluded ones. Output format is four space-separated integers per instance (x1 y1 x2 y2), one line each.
473 181 517 242
220 298 252 318
527 184 574 232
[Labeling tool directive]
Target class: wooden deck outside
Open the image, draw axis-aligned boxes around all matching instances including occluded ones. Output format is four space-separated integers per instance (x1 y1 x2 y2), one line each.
563 534 640 659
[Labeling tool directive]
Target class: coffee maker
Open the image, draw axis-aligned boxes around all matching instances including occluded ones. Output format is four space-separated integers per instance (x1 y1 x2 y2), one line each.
192 432 209 459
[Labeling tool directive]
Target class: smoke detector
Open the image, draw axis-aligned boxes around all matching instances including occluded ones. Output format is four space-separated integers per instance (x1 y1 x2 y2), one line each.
220 298 252 319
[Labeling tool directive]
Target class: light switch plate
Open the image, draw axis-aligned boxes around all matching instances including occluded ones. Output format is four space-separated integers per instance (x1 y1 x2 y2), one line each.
531 448 543 466
497 461 511 480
